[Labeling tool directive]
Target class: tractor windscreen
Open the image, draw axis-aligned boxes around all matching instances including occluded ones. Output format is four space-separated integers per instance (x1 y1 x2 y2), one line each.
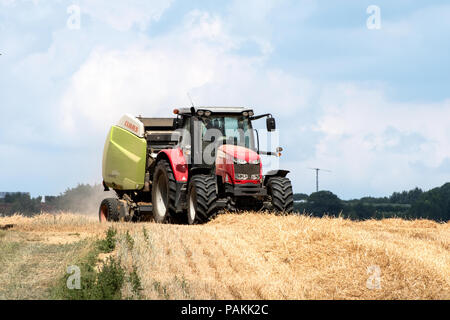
198 115 255 150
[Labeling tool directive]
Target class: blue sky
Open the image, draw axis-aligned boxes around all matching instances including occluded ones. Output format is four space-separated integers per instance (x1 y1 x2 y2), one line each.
1 0 450 199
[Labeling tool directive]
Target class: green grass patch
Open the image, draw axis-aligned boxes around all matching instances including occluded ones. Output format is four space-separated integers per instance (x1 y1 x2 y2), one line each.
125 231 134 250
98 227 117 253
129 265 143 297
51 227 143 300
0 240 23 258
0 236 88 300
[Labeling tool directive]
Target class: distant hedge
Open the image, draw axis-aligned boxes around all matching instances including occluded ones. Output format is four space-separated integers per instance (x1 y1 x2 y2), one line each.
293 183 450 222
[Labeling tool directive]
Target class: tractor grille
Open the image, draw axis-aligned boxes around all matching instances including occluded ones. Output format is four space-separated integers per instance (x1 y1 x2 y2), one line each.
234 163 260 176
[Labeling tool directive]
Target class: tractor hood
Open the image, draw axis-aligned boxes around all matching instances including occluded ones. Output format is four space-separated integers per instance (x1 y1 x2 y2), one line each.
218 145 260 163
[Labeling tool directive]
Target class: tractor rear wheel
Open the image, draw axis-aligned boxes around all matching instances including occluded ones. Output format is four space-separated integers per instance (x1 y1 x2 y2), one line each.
266 177 294 213
187 175 218 224
152 159 176 223
99 198 120 222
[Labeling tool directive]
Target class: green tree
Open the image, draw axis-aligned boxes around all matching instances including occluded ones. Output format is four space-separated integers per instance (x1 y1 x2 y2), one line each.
354 202 375 220
409 183 450 221
5 193 42 216
293 193 308 201
390 187 423 204
306 191 343 217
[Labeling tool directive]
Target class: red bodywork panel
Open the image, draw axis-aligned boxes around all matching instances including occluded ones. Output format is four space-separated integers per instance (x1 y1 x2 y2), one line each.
161 145 262 185
159 148 188 182
216 145 262 185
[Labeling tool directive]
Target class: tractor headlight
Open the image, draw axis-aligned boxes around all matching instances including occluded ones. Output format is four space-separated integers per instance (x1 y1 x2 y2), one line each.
250 174 260 180
249 159 260 165
235 173 248 180
233 158 247 165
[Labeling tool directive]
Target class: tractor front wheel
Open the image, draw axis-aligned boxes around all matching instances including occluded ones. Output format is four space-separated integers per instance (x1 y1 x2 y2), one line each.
187 175 218 225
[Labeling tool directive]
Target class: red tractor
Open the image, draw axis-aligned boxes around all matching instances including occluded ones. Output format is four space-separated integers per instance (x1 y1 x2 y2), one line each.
100 107 293 224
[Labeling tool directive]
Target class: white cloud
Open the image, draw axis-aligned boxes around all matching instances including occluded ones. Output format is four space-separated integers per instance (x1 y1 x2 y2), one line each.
0 0 16 6
59 10 312 143
0 0 43 7
305 84 450 196
79 0 174 31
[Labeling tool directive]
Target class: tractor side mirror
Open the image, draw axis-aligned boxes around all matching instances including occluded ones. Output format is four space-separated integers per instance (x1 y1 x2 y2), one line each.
266 117 276 132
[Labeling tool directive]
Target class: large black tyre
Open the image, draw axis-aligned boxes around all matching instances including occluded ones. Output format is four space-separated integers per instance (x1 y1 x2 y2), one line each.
187 175 218 225
99 198 120 222
266 177 294 213
152 159 177 223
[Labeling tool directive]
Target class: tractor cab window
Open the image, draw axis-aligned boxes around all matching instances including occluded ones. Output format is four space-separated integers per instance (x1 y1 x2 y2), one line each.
197 115 255 150
179 118 191 149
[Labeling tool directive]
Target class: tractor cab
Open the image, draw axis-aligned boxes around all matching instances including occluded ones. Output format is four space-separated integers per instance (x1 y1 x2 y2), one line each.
174 107 258 165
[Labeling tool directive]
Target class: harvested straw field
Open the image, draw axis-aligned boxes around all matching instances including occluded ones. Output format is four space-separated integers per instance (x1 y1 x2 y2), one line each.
0 212 448 300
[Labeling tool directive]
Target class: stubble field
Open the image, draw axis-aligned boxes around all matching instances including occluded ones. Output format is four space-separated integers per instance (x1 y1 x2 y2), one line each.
0 212 448 299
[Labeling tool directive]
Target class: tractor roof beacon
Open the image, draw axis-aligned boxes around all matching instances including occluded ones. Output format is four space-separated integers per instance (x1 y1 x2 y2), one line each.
100 106 294 224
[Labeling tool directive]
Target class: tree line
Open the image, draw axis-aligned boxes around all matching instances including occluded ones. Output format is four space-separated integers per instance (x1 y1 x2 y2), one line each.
1 182 449 222
294 184 450 222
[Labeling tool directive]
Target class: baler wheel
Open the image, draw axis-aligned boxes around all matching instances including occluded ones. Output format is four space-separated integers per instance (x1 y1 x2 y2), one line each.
99 198 120 222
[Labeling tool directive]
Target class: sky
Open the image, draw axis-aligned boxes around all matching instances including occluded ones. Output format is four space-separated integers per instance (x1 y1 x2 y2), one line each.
1 0 450 200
